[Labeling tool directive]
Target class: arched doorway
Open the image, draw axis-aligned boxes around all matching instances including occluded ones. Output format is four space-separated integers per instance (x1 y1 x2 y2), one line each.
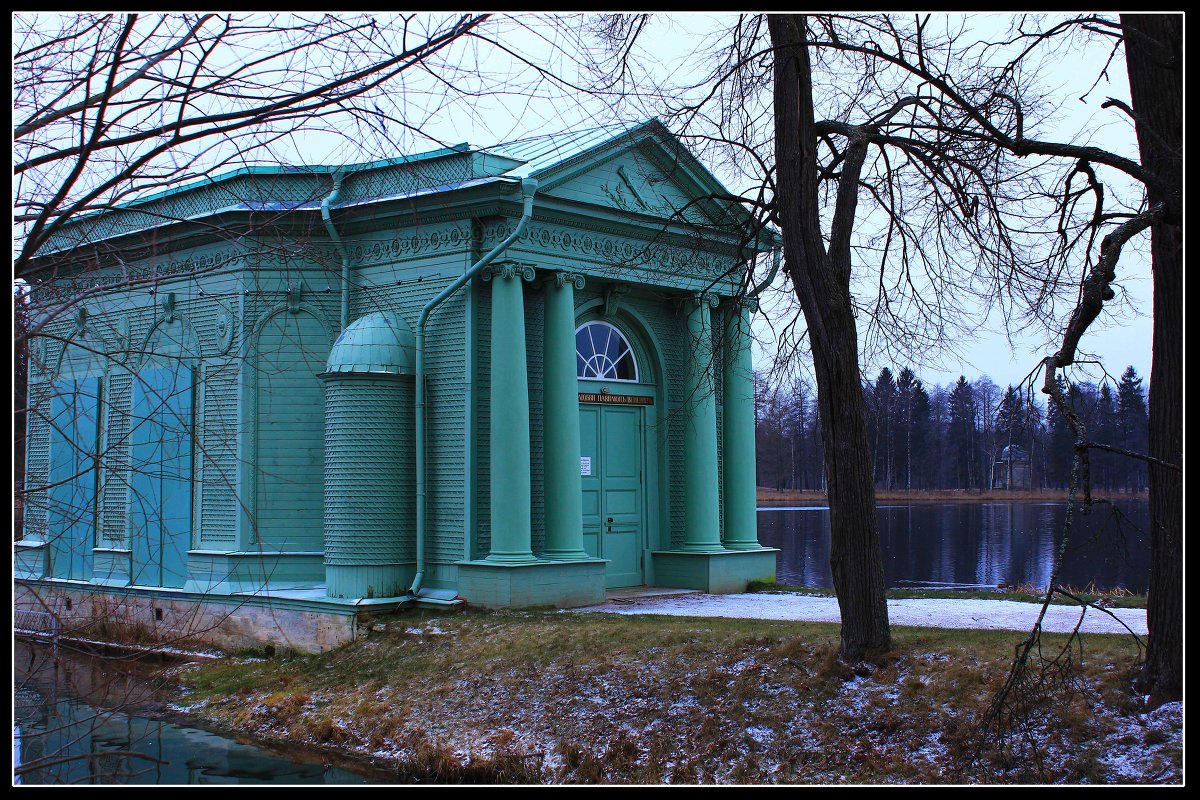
575 318 657 588
251 310 330 551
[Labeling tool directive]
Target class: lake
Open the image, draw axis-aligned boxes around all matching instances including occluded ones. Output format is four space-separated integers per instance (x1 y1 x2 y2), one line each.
13 640 378 785
757 501 1150 594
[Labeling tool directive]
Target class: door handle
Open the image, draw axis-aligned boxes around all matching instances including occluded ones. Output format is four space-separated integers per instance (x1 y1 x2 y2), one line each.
607 517 614 523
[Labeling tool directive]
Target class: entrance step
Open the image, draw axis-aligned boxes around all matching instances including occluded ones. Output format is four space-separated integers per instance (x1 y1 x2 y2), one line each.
605 586 701 603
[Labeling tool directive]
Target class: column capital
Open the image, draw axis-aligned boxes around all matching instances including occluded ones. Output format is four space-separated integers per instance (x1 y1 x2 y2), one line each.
481 261 536 283
725 295 760 313
685 291 720 310
541 270 587 291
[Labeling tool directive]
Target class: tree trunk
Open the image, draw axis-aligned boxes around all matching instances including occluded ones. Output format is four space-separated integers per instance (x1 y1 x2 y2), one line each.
769 14 890 659
1122 13 1182 705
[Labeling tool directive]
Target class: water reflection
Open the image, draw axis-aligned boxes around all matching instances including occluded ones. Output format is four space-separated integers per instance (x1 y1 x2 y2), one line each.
757 501 1149 593
13 641 371 785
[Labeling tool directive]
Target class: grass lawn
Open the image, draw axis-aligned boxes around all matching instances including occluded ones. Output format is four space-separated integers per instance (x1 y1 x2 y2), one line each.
170 606 1178 784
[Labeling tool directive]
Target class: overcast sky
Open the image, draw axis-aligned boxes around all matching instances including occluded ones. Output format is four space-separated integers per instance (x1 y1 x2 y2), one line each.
395 12 1153 393
39 12 1147 394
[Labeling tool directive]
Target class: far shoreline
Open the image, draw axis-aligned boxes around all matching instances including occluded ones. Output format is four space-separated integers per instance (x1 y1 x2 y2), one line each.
756 487 1150 505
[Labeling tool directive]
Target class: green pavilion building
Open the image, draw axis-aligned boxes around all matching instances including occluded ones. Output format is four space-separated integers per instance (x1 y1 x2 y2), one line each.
15 120 777 652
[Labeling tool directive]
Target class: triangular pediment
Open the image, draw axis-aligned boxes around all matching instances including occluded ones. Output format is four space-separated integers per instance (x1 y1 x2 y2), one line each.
525 123 744 229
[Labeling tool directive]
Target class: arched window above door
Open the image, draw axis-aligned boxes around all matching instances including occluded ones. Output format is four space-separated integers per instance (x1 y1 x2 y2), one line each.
576 321 638 382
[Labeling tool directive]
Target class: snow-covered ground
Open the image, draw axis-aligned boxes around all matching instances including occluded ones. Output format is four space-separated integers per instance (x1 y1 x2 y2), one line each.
571 592 1148 636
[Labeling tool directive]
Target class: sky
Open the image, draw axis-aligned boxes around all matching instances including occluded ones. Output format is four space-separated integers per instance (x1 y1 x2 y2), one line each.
18 12 1154 394
366 12 1154 393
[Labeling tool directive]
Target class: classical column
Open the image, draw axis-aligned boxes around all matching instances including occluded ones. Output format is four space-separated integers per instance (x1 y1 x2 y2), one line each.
542 271 590 560
721 299 762 549
681 292 724 552
482 262 537 563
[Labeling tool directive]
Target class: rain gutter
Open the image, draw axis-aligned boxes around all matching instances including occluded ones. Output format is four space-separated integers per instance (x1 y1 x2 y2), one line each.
320 169 351 331
408 176 539 599
747 246 783 300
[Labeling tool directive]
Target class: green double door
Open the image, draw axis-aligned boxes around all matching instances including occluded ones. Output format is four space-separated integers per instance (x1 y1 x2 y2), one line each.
579 404 646 588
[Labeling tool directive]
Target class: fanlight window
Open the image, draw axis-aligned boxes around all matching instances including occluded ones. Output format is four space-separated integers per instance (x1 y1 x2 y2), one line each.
576 321 638 382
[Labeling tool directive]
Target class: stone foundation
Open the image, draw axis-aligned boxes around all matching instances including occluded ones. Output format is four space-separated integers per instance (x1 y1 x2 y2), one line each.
14 580 362 654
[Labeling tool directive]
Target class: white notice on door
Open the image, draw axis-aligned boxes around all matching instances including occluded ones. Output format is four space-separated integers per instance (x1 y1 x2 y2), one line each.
580 456 592 476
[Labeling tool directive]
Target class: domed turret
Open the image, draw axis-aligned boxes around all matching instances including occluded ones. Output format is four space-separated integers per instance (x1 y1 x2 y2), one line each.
325 311 415 376
321 312 416 599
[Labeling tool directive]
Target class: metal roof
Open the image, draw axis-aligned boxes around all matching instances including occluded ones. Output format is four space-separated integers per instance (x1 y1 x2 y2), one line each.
478 120 653 179
324 312 416 377
33 118 756 257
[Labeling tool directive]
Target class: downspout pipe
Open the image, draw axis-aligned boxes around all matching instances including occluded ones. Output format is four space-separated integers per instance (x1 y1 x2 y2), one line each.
747 245 782 300
321 169 350 331
409 177 539 598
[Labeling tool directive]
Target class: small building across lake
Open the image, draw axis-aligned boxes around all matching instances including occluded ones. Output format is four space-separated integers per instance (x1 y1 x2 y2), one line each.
15 120 777 652
992 445 1033 491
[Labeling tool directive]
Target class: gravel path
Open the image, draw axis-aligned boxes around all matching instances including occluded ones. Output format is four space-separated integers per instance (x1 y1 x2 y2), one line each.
571 592 1148 635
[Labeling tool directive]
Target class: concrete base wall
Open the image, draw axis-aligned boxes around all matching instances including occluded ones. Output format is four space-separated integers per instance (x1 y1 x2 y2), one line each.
651 548 778 593
455 558 608 608
14 581 358 654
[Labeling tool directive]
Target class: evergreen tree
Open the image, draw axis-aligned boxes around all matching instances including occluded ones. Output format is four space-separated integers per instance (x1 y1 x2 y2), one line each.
895 368 917 489
947 377 978 490
1028 392 1047 489
1116 366 1149 492
927 385 951 489
1046 375 1076 488
872 368 897 488
1093 383 1118 493
908 378 932 489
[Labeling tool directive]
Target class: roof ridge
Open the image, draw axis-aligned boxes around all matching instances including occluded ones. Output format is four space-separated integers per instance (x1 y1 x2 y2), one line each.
479 118 654 152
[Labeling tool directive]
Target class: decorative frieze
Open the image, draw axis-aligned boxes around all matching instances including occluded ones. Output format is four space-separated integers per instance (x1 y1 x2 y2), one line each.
32 249 247 305
347 224 474 266
474 220 739 283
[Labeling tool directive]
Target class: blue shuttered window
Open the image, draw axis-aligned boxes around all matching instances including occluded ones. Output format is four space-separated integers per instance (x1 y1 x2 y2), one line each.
129 365 194 588
46 377 101 581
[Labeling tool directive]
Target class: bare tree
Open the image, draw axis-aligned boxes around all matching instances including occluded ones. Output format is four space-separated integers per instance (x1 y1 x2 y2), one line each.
12 13 500 272
12 12 606 780
583 12 1068 659
1029 13 1181 705
579 13 1176 677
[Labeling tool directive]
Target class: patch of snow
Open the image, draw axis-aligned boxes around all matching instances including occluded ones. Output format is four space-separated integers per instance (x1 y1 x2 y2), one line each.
1095 701 1182 783
569 593 1148 635
744 725 774 745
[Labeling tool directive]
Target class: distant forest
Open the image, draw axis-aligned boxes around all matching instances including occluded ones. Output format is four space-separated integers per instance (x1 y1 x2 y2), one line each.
755 366 1149 493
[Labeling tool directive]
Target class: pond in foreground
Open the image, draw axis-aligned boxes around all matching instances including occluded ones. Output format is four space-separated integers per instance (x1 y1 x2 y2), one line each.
14 640 376 785
757 501 1149 594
